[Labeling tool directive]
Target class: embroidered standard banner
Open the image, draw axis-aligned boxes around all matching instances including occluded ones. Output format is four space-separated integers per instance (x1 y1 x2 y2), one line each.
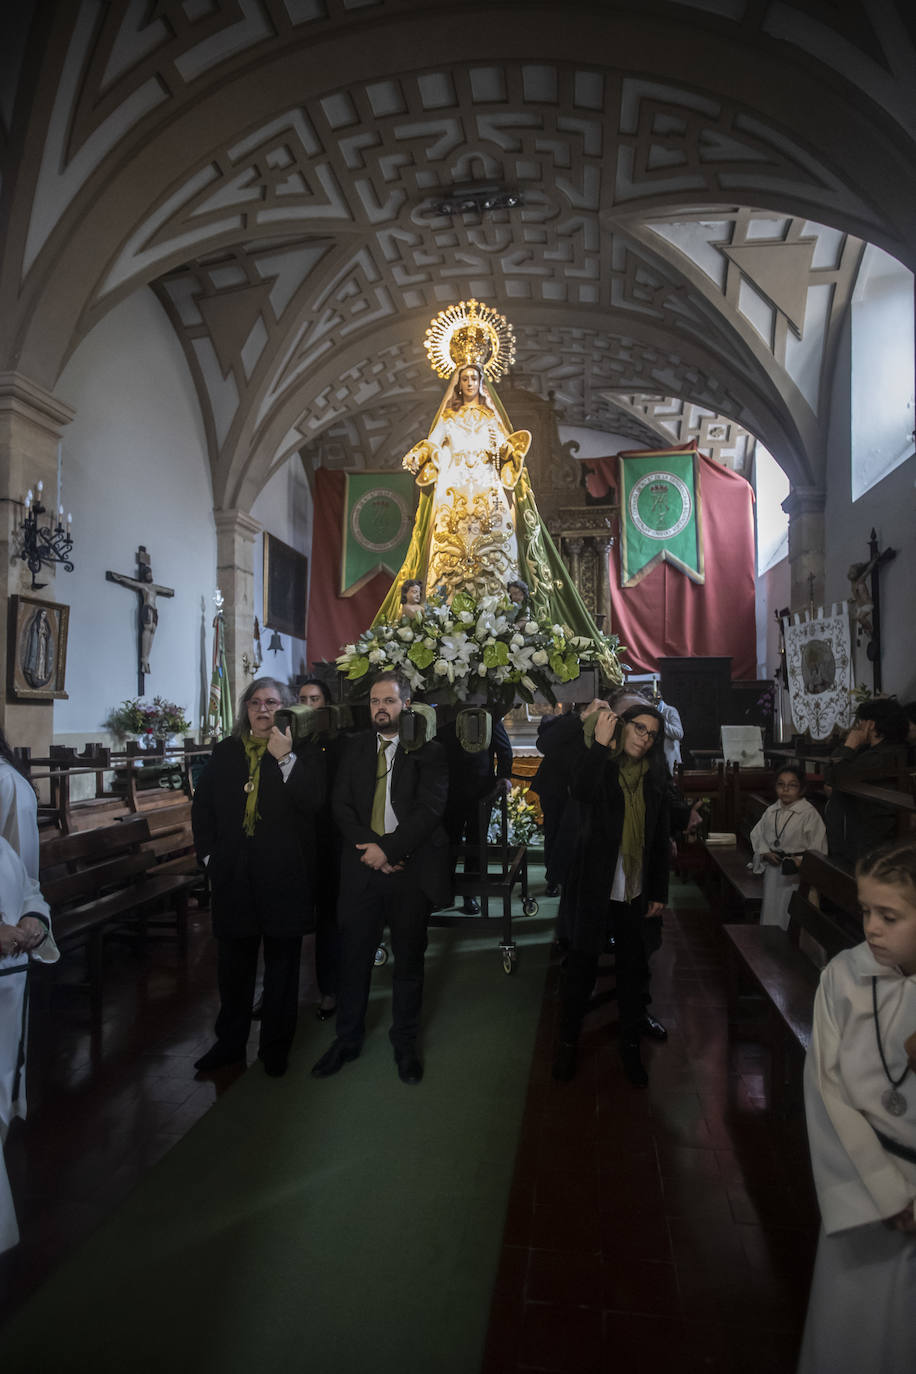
341 472 417 597
619 448 704 587
783 604 854 740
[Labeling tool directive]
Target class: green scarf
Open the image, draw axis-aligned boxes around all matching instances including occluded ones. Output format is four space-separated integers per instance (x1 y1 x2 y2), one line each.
241 732 269 837
615 752 648 901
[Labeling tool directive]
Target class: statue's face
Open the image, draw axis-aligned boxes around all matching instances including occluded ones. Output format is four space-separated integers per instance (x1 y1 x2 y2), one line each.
404 583 421 605
458 367 481 402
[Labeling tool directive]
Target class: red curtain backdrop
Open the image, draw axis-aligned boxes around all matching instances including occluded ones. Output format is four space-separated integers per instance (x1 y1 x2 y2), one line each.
306 469 393 664
587 445 757 680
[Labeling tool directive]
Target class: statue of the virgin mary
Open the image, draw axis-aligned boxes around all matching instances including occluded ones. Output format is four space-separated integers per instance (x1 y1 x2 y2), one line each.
374 300 604 647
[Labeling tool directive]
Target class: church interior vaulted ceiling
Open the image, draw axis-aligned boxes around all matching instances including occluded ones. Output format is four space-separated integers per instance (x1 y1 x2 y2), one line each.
1 1 914 507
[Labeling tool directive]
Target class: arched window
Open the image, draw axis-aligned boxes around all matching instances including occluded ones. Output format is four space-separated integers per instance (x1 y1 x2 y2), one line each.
850 245 915 500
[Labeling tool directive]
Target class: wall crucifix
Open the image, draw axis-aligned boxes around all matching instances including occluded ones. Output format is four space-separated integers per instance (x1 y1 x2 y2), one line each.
847 529 896 694
106 546 175 695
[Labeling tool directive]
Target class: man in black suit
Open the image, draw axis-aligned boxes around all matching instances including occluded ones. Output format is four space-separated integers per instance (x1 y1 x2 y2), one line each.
311 671 450 1085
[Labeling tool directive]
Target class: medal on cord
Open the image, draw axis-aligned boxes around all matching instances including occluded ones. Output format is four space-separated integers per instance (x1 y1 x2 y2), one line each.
872 977 909 1117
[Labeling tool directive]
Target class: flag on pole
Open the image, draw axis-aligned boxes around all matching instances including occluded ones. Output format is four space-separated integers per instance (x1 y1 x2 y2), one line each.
207 612 233 739
618 447 704 587
341 471 417 596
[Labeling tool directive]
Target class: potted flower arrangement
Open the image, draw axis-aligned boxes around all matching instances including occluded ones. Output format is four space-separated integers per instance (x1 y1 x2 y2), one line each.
336 590 622 711
103 696 192 747
488 784 542 847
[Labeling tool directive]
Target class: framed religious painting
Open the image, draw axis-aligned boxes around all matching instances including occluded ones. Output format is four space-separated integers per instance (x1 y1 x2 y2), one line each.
7 594 70 700
263 533 308 639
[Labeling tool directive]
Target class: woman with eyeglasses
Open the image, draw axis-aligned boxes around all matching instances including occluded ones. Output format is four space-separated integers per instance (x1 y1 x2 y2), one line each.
191 676 324 1078
553 696 670 1087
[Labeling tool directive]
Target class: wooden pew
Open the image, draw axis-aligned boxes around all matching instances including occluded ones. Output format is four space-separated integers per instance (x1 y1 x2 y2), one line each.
37 817 200 1025
723 851 859 1112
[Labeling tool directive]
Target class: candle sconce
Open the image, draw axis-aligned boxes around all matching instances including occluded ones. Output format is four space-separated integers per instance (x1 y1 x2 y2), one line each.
18 480 74 590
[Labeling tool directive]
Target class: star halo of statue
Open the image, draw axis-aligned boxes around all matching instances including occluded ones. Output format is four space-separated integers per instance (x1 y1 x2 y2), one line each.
370 300 617 684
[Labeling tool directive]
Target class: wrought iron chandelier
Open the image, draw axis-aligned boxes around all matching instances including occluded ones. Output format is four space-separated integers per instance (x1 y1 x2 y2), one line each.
19 479 74 589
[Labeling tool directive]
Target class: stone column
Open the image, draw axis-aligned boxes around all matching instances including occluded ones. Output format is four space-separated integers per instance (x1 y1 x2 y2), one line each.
781 486 826 609
214 508 262 713
597 537 614 631
0 373 75 755
565 536 584 591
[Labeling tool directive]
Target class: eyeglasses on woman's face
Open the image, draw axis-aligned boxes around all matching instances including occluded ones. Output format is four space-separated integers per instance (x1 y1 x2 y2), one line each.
248 697 282 710
629 720 659 743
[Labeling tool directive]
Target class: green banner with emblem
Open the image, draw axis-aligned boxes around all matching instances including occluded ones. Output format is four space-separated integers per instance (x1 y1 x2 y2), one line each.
619 448 704 587
341 472 418 596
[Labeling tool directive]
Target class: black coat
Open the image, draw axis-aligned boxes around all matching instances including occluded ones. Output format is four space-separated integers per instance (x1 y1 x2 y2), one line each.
559 740 670 955
333 731 451 907
191 736 325 939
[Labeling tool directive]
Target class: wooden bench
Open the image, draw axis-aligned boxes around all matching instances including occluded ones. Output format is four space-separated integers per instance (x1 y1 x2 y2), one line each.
724 851 860 1112
698 786 769 918
37 816 200 1025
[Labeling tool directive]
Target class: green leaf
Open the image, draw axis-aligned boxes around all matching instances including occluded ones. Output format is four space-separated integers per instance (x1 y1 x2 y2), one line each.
451 591 475 615
483 640 509 668
407 643 435 669
346 656 370 680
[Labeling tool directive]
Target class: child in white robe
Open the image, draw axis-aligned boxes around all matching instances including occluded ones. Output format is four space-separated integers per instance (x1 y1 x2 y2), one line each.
798 837 916 1374
750 766 826 929
0 836 58 1254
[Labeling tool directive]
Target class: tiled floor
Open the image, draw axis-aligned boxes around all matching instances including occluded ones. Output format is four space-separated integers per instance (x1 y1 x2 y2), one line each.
481 893 818 1374
0 885 818 1371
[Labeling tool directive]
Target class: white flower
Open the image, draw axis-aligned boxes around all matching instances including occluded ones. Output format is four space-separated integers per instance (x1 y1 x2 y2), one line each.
510 634 524 651
423 636 436 650
342 644 356 657
433 659 450 676
521 675 537 692
397 627 414 642
368 648 385 664
458 610 474 624
524 621 538 635
532 648 549 666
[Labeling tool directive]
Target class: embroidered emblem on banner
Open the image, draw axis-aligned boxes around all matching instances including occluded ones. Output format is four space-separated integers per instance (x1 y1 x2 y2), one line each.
341 472 417 596
619 448 704 587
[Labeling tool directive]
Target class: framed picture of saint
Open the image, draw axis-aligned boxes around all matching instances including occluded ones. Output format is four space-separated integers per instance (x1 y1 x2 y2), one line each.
7 595 70 700
263 533 308 639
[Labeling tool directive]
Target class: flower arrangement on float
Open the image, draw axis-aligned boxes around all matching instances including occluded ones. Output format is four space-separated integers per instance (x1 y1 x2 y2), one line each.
488 784 542 847
103 696 192 742
336 591 622 709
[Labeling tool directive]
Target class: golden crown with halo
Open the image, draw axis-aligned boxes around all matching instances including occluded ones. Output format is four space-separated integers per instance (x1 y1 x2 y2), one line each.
424 299 516 380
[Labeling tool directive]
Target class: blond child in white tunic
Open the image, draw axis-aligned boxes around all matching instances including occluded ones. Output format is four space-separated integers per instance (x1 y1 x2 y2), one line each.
750 767 826 930
798 838 916 1374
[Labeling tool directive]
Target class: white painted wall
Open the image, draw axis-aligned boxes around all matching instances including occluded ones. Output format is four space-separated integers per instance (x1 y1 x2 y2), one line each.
558 425 643 460
824 321 916 702
250 455 314 689
51 288 216 743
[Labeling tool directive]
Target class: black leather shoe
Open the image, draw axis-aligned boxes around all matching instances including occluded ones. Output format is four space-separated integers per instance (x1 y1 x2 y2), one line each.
619 1038 648 1088
194 1043 245 1073
260 1049 288 1078
551 1041 578 1083
315 1001 337 1022
394 1048 424 1085
545 884 560 898
462 897 480 915
639 1014 668 1042
311 1040 360 1078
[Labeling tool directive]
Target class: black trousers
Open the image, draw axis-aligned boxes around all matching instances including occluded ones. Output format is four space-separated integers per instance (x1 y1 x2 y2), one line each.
335 870 430 1051
215 933 302 1058
558 899 654 1044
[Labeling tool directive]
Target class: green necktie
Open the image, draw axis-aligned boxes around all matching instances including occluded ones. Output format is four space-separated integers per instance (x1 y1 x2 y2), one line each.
370 738 392 835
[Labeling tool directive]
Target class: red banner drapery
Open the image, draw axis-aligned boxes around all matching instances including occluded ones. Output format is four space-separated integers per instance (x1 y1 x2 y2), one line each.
587 444 756 679
306 469 393 664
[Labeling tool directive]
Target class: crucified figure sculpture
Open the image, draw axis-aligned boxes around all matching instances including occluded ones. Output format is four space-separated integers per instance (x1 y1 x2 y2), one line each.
107 546 175 693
